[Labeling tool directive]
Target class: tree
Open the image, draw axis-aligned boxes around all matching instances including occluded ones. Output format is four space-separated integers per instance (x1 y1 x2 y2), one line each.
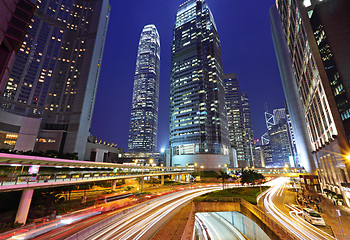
240 169 264 186
217 171 230 189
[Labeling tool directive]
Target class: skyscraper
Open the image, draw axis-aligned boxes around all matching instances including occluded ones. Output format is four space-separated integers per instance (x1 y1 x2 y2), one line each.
169 0 230 168
0 0 35 90
1 0 75 116
224 73 245 167
224 73 254 167
272 0 350 205
0 0 38 152
241 92 255 166
273 108 286 125
264 108 294 167
0 0 110 159
128 24 160 153
268 117 293 167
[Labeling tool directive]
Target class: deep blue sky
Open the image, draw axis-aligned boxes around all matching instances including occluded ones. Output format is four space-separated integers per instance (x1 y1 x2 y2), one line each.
91 0 285 151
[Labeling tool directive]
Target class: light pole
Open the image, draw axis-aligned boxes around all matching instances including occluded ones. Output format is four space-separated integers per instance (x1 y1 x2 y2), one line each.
335 209 344 237
140 160 144 203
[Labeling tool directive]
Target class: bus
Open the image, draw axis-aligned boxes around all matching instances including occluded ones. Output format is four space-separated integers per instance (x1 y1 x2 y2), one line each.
95 192 136 212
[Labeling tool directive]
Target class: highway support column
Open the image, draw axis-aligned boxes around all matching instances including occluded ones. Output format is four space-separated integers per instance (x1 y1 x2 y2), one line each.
139 177 144 190
15 188 34 224
139 177 144 203
112 179 117 191
161 175 164 185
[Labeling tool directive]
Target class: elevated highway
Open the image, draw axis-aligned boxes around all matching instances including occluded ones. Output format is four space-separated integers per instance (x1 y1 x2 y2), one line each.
0 153 193 192
0 153 193 225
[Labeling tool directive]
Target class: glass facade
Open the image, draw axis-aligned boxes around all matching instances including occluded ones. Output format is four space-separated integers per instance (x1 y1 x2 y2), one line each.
268 118 293 167
241 92 255 166
224 74 254 167
128 24 160 153
310 11 350 138
1 0 74 117
274 0 350 205
170 0 229 165
275 0 337 152
1 0 110 159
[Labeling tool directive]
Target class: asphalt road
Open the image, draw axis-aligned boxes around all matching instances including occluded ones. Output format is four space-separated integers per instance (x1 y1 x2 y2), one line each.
195 212 247 240
27 187 220 240
261 178 336 240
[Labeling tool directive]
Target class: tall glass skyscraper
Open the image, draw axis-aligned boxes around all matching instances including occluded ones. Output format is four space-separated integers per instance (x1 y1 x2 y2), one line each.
128 24 160 153
0 0 110 159
224 73 246 167
224 74 254 167
169 0 230 168
271 0 350 205
1 0 74 116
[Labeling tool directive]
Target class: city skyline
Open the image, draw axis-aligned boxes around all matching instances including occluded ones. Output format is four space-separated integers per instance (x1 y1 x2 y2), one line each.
1 0 350 238
91 0 284 150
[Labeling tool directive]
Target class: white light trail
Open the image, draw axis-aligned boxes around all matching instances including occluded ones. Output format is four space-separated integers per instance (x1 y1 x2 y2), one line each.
86 187 220 240
264 177 335 240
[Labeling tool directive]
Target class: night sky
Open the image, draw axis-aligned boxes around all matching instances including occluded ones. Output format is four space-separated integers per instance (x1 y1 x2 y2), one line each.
91 0 285 151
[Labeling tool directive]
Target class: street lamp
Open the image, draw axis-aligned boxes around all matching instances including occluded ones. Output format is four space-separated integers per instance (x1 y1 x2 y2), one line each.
194 162 198 172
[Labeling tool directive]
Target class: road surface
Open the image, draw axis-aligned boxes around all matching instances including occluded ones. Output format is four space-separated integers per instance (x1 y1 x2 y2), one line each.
195 212 247 240
262 178 336 240
21 187 220 240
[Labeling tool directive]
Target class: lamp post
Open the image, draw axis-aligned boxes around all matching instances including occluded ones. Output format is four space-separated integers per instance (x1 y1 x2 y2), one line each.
335 209 344 237
140 160 145 203
200 165 204 177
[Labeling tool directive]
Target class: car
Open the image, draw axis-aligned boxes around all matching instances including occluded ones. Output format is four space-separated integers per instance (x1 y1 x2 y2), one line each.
302 208 326 226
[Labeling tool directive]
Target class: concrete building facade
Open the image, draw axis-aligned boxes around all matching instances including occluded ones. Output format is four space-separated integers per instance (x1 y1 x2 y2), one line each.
272 0 350 205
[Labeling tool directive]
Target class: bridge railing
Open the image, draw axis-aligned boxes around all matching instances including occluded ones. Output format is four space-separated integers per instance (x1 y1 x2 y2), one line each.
0 170 193 187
